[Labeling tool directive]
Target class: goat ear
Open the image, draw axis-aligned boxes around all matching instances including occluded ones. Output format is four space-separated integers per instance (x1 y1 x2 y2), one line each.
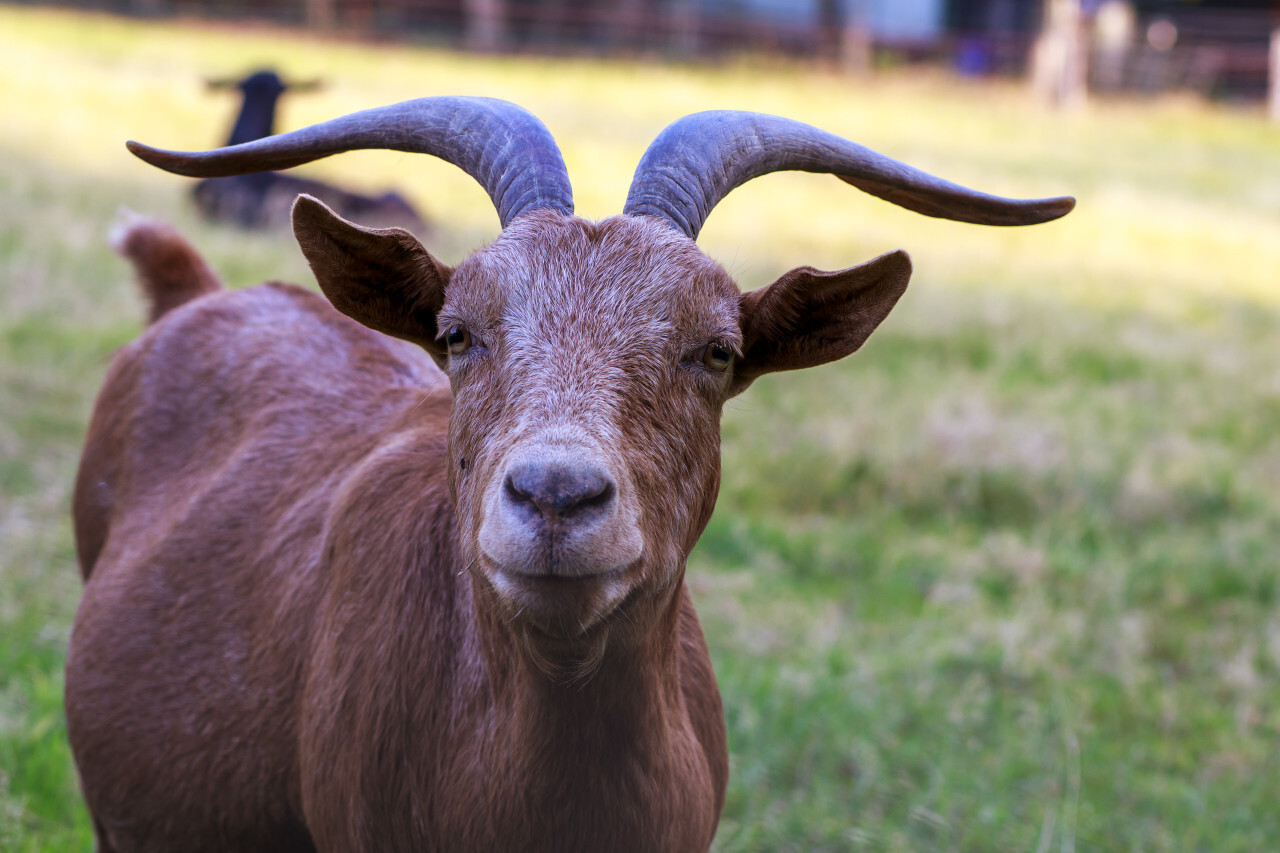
292 195 452 358
732 250 911 395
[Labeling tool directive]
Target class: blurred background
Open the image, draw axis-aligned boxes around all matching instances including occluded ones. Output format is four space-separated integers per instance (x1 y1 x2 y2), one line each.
8 0 1276 101
2 0 1278 850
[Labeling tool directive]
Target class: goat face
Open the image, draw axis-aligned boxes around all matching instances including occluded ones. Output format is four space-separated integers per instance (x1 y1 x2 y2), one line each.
294 195 917 658
296 206 741 653
449 213 738 644
131 96 1072 659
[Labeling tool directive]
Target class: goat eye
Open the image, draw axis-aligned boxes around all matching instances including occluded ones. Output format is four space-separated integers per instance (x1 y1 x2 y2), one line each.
702 343 733 372
445 326 471 356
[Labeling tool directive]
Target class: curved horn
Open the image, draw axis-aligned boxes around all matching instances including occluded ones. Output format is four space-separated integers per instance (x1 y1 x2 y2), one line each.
128 96 573 228
624 111 1074 239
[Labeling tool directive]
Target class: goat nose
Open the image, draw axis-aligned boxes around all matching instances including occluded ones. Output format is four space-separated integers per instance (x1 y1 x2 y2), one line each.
504 462 615 522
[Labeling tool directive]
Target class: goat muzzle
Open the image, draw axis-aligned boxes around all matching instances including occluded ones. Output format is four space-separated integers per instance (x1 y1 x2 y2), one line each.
480 448 642 578
476 444 643 634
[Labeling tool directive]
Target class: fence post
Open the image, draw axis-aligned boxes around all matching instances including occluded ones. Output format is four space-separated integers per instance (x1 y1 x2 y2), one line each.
464 0 506 52
669 0 701 58
1032 0 1087 108
305 0 335 31
1270 28 1280 122
841 0 872 76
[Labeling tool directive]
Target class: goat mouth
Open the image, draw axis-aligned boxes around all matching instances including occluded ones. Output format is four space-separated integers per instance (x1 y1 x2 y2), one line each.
486 563 634 638
502 565 626 583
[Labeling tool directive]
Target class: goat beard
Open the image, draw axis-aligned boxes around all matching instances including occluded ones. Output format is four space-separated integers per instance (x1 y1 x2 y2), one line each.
519 622 610 687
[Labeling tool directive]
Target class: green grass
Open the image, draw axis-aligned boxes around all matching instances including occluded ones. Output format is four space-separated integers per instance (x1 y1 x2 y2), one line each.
2 5 1279 851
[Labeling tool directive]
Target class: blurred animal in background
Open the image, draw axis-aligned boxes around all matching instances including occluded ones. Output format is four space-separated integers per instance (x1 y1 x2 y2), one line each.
192 69 427 232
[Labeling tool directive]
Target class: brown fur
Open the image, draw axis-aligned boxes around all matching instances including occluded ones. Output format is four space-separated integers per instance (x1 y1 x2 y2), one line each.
68 200 909 852
110 217 222 324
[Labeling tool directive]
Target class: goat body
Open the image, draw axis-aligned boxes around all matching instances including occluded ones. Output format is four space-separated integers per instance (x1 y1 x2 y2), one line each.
68 98 1072 852
73 215 726 852
193 171 424 231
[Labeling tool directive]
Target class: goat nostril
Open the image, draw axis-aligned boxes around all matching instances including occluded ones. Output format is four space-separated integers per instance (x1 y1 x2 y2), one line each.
573 478 613 512
504 473 535 506
503 464 615 521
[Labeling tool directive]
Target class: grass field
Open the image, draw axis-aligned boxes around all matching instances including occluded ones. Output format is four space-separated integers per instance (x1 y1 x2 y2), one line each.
2 5 1279 850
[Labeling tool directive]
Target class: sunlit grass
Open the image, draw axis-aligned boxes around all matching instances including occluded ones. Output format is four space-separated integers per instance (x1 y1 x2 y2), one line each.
2 4 1279 851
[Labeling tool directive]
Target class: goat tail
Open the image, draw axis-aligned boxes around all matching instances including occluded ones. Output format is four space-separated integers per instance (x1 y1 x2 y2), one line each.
110 210 222 325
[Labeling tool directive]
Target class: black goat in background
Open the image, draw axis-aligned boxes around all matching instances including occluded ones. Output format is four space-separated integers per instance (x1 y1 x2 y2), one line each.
193 70 427 232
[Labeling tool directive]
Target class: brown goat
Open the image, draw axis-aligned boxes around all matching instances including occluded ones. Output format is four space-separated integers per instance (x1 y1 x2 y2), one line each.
67 97 1072 852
